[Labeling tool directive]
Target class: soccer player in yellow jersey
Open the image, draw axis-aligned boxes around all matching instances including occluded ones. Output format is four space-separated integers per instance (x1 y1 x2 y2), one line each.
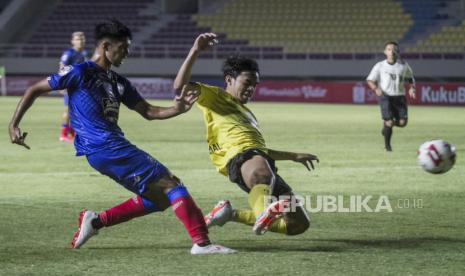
174 33 319 236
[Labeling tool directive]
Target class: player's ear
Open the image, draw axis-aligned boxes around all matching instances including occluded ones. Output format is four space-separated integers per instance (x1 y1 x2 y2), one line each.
225 75 233 86
101 39 111 51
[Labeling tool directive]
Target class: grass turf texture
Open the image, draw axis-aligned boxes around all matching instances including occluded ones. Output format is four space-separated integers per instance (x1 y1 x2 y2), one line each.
1 97 464 275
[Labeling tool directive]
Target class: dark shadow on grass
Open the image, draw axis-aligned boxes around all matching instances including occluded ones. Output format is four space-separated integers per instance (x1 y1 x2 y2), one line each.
87 244 344 253
85 237 465 252
301 236 465 249
231 244 344 253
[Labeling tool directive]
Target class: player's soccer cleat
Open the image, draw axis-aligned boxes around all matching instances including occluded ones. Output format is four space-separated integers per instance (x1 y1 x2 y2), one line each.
252 199 289 235
71 210 99 249
204 200 233 228
59 135 73 143
190 243 237 255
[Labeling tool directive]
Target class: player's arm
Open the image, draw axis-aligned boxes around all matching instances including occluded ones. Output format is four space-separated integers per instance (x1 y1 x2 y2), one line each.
9 79 54 149
267 149 319 171
366 63 383 96
366 80 383 97
173 33 218 93
406 65 416 99
132 84 199 120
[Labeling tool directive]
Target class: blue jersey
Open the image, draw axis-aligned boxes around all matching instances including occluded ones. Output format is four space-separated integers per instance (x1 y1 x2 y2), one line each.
60 48 88 66
48 61 144 156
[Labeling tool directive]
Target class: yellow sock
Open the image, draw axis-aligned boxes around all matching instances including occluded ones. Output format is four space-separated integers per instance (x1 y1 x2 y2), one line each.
268 218 288 234
248 184 269 217
233 209 256 226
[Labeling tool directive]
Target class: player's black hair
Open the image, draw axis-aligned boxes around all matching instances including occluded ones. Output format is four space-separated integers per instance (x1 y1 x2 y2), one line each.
384 41 400 51
222 55 260 78
94 19 132 45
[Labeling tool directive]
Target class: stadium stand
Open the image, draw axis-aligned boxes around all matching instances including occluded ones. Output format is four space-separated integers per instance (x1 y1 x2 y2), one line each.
193 0 413 54
0 0 464 59
406 20 465 53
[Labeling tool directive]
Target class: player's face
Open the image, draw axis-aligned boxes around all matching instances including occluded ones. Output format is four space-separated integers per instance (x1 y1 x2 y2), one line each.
384 44 399 61
71 35 85 50
228 71 259 104
105 38 130 67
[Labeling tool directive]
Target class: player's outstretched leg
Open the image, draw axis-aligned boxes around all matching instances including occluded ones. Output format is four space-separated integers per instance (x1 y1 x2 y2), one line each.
71 195 158 249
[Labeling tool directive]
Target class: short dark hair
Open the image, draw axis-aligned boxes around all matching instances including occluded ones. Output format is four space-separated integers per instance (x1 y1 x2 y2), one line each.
384 41 400 50
222 55 259 78
94 19 132 44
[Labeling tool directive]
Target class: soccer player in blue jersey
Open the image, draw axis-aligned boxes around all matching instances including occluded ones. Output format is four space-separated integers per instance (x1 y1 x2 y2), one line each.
9 20 234 254
59 31 88 142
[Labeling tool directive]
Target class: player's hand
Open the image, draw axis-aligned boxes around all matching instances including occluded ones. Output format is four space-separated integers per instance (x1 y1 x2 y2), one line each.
375 88 383 97
292 153 319 171
408 87 416 99
174 84 200 113
8 124 30 149
192 33 218 52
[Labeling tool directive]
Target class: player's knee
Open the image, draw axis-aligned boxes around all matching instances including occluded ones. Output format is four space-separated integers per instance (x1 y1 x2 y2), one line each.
149 174 182 194
384 120 393 127
248 169 274 186
286 218 310 236
398 119 407 127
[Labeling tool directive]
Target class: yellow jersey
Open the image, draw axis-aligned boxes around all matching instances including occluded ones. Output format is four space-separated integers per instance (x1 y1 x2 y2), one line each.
196 83 267 176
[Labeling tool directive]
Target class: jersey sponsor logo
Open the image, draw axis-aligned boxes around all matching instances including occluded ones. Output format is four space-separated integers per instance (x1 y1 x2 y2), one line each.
388 73 397 81
59 65 73 76
209 143 222 154
102 98 120 124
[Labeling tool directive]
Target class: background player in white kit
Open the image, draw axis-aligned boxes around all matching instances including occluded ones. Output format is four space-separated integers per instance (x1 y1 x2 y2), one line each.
366 42 416 151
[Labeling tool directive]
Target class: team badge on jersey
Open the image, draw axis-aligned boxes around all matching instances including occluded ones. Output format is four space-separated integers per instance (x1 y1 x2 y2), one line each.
59 65 73 76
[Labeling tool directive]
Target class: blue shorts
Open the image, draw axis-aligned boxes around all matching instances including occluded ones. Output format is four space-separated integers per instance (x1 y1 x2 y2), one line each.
64 93 69 106
86 145 170 196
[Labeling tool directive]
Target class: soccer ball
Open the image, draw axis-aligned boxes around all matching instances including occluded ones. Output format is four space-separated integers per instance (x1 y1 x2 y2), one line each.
417 140 456 174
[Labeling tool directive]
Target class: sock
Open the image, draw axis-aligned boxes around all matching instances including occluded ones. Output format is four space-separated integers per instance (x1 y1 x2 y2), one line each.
60 123 68 137
96 195 158 228
233 209 288 234
268 218 288 234
166 185 210 245
383 125 393 148
248 184 269 217
233 209 256 226
68 126 75 137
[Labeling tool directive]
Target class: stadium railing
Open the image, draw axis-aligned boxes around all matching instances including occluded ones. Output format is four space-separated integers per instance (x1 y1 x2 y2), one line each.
1 44 463 60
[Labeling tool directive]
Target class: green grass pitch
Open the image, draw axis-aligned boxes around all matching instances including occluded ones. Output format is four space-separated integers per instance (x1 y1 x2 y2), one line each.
1 97 464 275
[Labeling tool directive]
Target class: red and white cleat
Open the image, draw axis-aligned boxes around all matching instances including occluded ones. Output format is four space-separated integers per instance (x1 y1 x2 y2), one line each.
70 210 99 249
190 243 237 255
59 135 73 143
204 200 233 228
252 199 289 235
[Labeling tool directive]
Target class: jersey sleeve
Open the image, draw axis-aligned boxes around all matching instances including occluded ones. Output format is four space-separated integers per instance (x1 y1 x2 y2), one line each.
121 79 144 109
47 65 80 91
366 62 380 82
196 82 220 107
60 50 72 65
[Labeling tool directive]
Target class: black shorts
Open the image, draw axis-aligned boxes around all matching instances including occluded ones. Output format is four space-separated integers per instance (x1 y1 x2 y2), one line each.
379 95 408 121
227 148 292 197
